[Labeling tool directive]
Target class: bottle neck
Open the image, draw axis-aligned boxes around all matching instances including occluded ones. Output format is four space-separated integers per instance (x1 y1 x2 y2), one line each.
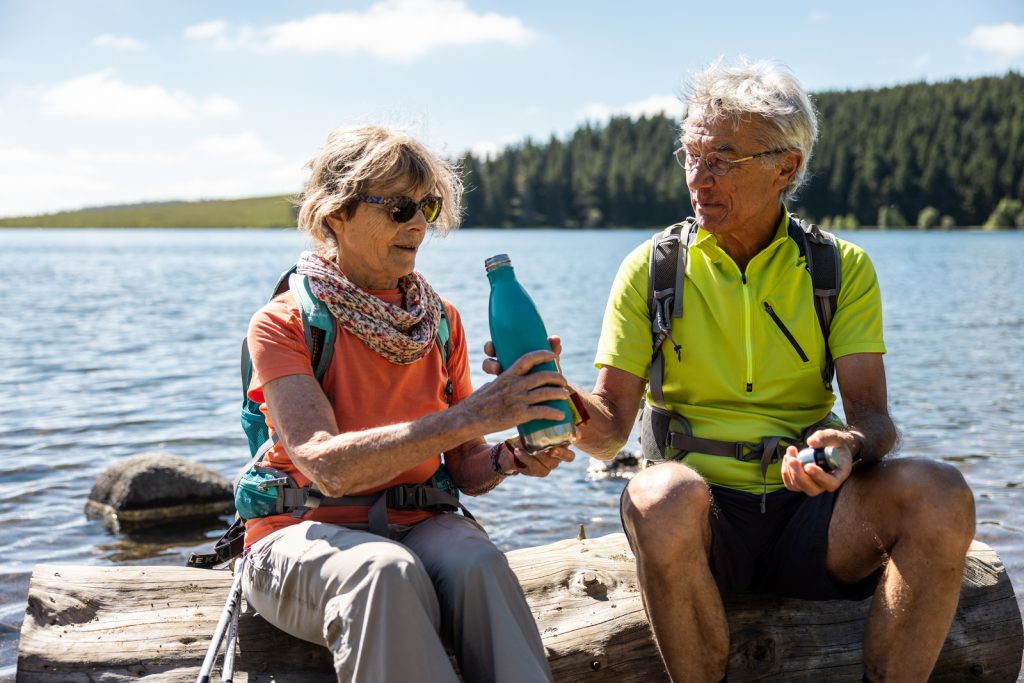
486 264 515 284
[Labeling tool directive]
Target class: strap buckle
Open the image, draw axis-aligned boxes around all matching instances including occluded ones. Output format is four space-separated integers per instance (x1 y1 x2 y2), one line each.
387 485 425 510
304 488 323 510
733 441 762 462
291 488 323 518
255 476 290 492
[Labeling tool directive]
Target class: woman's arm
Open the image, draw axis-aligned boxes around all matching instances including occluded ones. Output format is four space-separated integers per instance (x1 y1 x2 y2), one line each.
444 436 575 496
264 350 571 496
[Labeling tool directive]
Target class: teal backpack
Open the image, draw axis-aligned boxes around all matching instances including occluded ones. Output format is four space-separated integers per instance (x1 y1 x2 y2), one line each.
188 265 469 569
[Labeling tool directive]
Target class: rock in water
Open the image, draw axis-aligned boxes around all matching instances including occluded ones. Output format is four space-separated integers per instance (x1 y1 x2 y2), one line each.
85 453 233 531
586 449 642 481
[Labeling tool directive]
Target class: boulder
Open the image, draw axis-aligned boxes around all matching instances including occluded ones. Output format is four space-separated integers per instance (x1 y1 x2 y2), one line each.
85 453 233 531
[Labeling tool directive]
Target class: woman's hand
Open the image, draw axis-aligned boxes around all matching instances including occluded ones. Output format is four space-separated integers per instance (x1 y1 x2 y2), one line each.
780 428 856 496
497 437 575 478
457 348 571 435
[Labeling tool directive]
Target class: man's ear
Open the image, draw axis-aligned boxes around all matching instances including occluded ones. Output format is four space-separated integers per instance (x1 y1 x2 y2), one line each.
775 150 802 190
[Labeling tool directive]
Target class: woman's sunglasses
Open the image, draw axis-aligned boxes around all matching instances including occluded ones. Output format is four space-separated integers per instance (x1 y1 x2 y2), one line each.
354 194 442 223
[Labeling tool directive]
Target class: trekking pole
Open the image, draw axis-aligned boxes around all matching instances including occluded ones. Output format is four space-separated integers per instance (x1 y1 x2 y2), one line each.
197 555 247 683
220 592 241 683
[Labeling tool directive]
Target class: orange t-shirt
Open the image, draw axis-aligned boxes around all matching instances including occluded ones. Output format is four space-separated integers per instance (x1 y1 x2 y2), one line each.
243 286 474 548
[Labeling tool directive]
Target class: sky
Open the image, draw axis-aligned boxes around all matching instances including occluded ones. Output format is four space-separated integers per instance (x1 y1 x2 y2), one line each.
0 0 1021 218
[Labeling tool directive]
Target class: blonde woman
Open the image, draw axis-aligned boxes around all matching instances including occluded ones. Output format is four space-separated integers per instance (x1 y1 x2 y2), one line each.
242 125 569 682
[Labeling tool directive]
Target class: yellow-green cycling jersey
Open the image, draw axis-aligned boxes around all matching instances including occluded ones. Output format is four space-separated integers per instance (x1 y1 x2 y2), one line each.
595 213 886 493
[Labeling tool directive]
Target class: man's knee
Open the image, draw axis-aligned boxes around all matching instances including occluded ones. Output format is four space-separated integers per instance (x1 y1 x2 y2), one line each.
864 459 976 544
621 463 710 561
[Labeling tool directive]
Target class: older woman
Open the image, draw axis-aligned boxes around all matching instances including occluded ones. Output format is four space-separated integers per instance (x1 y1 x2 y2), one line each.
241 125 570 682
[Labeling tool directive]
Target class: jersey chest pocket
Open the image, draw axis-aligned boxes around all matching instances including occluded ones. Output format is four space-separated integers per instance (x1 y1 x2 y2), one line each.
760 298 824 373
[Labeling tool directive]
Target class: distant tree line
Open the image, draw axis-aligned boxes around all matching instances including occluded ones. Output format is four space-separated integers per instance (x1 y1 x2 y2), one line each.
458 72 1024 229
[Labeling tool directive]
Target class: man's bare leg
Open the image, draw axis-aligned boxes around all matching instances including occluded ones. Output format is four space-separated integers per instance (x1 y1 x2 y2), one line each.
827 459 976 682
621 462 728 682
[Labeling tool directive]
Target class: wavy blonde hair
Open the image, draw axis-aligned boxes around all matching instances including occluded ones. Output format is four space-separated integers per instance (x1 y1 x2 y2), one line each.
297 125 463 256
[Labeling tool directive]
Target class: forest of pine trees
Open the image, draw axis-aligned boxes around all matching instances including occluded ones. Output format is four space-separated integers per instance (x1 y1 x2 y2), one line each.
458 72 1023 229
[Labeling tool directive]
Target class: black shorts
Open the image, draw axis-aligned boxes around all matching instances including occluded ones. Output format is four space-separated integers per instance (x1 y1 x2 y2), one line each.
707 484 880 601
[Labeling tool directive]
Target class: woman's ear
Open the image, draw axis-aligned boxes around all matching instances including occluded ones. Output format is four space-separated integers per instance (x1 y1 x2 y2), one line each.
325 214 345 236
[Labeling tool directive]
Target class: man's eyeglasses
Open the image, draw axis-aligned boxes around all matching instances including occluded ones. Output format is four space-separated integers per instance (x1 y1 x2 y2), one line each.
674 147 791 177
354 194 443 223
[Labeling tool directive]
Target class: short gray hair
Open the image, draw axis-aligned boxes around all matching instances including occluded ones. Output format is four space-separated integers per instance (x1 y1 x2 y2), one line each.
683 58 818 201
297 125 463 255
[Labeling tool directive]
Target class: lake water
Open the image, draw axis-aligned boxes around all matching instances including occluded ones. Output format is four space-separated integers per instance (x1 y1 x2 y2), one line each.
1 227 1022 678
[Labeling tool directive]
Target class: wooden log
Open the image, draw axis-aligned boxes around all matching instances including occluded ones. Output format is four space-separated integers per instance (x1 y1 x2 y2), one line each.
17 535 1022 682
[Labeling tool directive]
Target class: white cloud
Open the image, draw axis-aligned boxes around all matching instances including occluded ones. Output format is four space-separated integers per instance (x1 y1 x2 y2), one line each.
187 0 537 62
183 19 258 50
37 71 240 122
192 132 282 164
93 34 147 51
0 140 304 218
185 20 229 40
581 95 683 124
201 96 241 117
964 23 1024 59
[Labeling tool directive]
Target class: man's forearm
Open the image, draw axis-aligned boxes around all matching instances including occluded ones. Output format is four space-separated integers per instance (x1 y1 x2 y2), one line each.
845 409 899 464
574 387 635 460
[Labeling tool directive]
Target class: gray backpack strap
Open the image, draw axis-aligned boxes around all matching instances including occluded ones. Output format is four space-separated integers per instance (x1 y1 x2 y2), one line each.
292 483 473 536
787 214 842 390
648 220 698 408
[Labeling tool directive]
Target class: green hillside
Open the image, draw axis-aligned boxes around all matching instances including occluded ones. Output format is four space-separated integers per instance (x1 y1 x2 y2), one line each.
0 194 297 228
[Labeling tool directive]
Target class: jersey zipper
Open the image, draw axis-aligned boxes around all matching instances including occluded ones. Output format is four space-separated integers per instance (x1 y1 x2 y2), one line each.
763 302 810 362
742 275 753 392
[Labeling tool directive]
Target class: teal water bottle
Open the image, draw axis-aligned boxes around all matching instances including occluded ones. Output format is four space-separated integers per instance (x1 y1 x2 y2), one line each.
485 254 576 452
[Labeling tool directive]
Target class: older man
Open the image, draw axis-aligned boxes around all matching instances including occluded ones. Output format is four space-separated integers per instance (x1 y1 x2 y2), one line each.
573 60 975 682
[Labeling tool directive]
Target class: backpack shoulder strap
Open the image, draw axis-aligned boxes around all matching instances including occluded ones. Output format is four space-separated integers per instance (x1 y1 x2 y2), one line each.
435 306 454 405
787 213 842 390
436 306 452 365
288 272 336 383
240 265 336 393
647 219 698 408
239 267 336 463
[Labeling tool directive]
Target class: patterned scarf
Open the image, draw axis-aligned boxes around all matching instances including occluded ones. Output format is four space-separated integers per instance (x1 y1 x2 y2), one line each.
296 251 443 365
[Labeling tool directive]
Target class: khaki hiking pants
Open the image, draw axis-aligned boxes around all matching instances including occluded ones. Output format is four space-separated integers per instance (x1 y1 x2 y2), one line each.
243 514 553 683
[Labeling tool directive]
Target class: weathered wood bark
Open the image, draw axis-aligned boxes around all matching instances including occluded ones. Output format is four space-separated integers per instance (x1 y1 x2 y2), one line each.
17 535 1022 682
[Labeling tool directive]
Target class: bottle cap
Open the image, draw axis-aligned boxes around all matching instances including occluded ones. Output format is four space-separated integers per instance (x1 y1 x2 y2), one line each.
484 254 512 272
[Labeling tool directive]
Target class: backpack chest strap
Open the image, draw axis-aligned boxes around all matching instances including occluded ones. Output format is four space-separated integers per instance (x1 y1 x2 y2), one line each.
286 483 464 514
283 482 474 537
666 432 796 469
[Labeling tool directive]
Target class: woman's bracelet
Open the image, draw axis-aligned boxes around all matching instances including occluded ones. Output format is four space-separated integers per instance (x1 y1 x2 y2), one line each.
490 438 520 477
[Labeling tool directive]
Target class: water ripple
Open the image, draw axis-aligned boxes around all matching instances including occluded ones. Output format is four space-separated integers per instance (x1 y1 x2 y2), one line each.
1 229 1023 674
